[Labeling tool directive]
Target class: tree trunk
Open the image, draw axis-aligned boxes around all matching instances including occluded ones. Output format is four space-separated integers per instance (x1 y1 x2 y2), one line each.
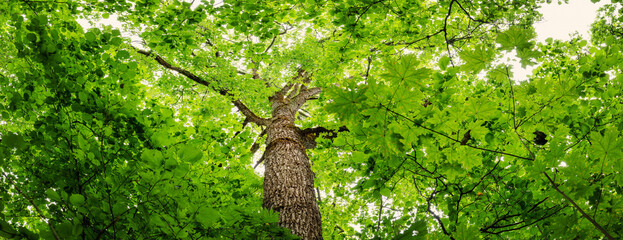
138 50 324 238
262 91 323 239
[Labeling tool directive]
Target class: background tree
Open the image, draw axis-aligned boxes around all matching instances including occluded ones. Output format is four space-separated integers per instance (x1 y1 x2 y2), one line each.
1 0 622 239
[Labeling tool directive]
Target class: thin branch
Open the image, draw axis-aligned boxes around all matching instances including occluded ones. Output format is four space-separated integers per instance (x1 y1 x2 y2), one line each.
381 104 534 161
443 0 455 66
136 50 217 93
383 30 443 47
233 100 270 126
263 35 277 54
516 94 565 128
481 205 565 235
453 0 489 23
376 196 383 232
3 173 60 240
506 66 534 158
543 172 615 240
480 197 551 234
364 56 372 78
413 179 454 240
564 118 597 151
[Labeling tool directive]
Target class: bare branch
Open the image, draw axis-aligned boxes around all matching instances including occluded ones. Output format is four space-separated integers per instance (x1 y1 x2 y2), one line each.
443 0 455 66
505 66 535 158
264 35 277 54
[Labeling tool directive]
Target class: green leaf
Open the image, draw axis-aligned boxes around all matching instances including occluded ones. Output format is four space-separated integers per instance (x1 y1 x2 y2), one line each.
590 129 622 161
380 187 391 197
439 56 451 70
116 50 130 59
113 203 126 216
325 83 368 120
56 221 73 238
150 215 166 227
395 219 428 239
196 207 219 228
45 189 61 201
69 194 85 205
381 55 431 87
85 32 96 42
165 157 178 169
465 98 498 118
26 33 37 42
141 149 164 166
496 26 535 51
178 144 203 163
2 132 25 149
455 222 481 240
0 220 19 238
111 37 123 46
459 44 495 73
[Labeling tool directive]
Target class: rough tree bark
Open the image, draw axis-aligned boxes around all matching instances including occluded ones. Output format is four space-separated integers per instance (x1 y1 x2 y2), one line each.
138 50 325 239
262 76 323 239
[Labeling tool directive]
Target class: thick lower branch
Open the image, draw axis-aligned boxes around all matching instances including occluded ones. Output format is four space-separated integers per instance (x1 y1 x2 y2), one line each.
292 87 322 110
233 100 270 126
136 49 269 126
136 50 215 91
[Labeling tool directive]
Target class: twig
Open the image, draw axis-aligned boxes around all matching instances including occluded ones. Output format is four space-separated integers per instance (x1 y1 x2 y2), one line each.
443 0 456 66
506 66 534 158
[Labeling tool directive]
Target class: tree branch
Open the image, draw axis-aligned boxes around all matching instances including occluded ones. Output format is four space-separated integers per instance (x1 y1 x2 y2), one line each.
381 104 534 161
300 126 349 140
443 0 456 66
292 87 321 110
233 100 270 126
3 173 60 240
136 49 270 126
137 49 220 93
543 172 615 240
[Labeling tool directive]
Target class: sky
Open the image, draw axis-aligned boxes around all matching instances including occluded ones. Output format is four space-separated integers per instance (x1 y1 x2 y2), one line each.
534 1 606 42
510 0 607 80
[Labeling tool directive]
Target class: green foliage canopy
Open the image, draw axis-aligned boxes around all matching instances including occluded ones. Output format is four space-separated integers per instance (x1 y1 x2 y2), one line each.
1 0 622 239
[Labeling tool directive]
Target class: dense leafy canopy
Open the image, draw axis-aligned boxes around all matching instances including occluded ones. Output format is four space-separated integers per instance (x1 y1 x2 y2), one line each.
1 0 622 239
